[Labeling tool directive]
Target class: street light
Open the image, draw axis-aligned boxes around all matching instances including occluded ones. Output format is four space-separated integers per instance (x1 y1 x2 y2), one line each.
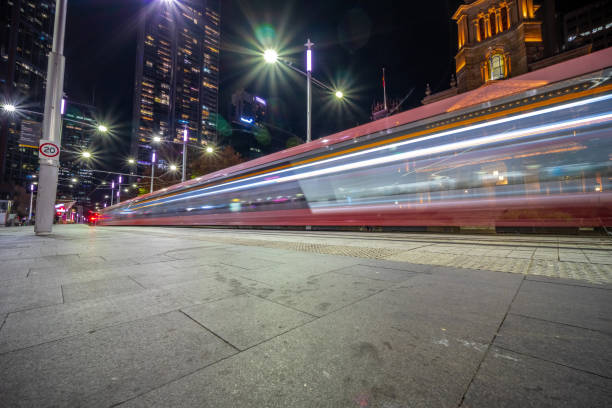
206 146 214 153
263 39 344 143
170 164 178 171
263 49 278 64
71 178 77 183
97 124 108 133
153 135 162 143
82 151 91 158
127 158 135 164
2 104 16 113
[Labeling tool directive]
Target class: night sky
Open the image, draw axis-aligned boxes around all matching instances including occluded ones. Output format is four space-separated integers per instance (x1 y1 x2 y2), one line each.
63 0 463 166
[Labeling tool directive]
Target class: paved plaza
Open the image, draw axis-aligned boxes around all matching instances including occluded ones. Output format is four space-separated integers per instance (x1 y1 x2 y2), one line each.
0 225 611 407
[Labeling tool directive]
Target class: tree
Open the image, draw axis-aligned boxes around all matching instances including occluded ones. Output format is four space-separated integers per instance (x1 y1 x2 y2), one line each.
189 145 245 178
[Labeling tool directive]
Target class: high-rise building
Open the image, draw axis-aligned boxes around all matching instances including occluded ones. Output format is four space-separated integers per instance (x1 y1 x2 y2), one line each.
0 0 55 192
57 100 97 207
228 89 270 158
130 0 220 175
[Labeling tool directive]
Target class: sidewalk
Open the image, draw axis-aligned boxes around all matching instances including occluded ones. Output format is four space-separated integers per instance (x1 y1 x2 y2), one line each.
0 225 610 407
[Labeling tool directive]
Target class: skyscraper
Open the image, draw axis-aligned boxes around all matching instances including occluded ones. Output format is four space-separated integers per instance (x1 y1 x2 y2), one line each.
57 100 97 207
130 0 220 174
0 0 55 192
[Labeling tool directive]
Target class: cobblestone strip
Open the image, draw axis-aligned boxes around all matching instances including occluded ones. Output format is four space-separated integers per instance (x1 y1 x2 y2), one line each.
199 236 612 285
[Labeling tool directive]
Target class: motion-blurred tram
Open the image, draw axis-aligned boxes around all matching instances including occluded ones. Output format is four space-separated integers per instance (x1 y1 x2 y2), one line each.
100 48 612 229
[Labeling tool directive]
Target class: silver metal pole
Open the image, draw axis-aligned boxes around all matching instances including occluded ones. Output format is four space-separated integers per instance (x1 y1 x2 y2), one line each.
150 150 156 193
117 182 121 203
307 71 311 143
35 0 67 235
182 129 187 182
28 186 34 221
305 39 313 143
110 185 114 206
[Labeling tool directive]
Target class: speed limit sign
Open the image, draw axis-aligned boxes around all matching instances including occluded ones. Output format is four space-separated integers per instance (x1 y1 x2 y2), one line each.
39 140 60 160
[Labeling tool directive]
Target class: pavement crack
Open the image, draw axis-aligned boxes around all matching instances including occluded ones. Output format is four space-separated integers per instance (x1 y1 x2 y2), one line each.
457 275 526 407
0 313 8 334
493 344 612 380
179 310 240 352
507 312 612 335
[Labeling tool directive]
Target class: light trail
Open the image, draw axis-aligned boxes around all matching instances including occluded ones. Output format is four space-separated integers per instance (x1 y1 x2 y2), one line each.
127 93 612 210
129 108 611 210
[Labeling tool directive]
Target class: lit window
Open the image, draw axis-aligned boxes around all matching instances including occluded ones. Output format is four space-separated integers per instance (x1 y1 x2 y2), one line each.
489 53 505 80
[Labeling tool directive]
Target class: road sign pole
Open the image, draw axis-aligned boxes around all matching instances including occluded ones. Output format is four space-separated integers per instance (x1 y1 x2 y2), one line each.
35 0 67 235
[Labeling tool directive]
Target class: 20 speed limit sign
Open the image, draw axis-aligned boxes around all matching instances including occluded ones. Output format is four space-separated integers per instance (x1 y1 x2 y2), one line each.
39 140 60 160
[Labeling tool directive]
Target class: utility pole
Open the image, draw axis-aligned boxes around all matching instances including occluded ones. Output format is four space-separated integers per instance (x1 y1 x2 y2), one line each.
35 0 67 235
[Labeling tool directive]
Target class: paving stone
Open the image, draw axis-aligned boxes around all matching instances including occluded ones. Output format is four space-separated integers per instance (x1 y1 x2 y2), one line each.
0 312 237 407
495 314 612 378
129 264 234 288
265 272 395 316
462 347 612 407
161 274 270 306
0 289 186 354
226 257 359 287
510 280 612 333
61 276 144 303
333 264 418 282
0 284 63 314
182 294 314 350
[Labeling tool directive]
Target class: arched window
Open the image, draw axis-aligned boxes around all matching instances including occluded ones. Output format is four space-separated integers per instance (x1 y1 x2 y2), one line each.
489 53 505 80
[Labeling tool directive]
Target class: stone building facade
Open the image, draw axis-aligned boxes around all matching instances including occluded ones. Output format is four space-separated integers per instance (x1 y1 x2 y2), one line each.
453 0 545 93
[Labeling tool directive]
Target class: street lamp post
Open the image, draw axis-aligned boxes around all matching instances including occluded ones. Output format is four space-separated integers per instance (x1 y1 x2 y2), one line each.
305 39 313 143
150 151 156 193
182 127 187 182
117 175 122 203
28 184 35 221
110 181 115 206
263 40 343 144
35 0 67 235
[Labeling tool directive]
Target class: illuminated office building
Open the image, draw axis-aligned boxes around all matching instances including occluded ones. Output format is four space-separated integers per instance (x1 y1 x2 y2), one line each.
130 0 220 173
0 0 55 191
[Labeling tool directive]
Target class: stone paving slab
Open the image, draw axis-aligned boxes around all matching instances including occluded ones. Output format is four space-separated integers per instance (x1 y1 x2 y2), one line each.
0 288 186 354
61 276 145 303
494 314 612 378
462 347 612 408
182 294 315 350
0 312 237 408
333 263 419 282
0 284 63 315
225 256 359 287
262 272 396 316
509 279 612 333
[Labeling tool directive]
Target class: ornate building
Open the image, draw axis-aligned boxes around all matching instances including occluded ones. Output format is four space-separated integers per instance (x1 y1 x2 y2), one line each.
453 0 545 93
